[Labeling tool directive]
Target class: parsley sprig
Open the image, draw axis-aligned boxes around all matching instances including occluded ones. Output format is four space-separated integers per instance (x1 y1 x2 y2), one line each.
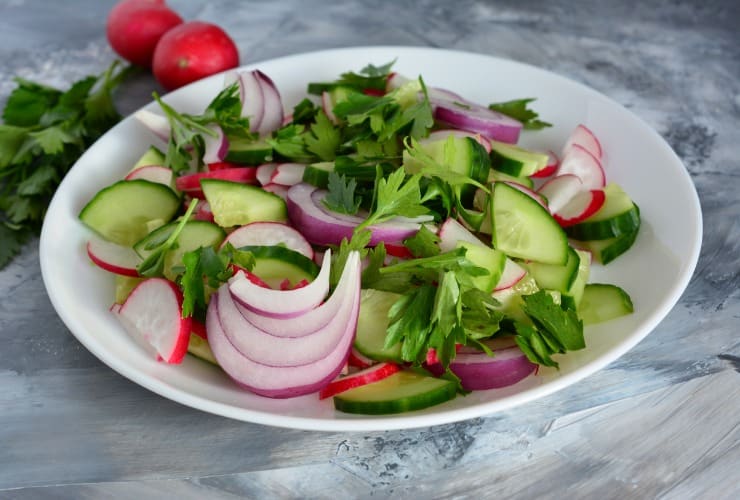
0 60 134 269
489 98 552 130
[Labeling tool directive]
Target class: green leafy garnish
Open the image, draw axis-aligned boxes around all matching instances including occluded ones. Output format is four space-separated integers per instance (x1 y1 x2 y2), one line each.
0 60 133 270
307 60 395 95
356 168 428 231
322 171 361 215
488 98 551 130
137 200 199 278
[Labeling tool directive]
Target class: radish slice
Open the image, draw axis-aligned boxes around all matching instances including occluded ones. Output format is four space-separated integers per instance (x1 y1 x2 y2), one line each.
426 345 536 390
254 70 284 136
386 72 410 91
134 109 170 143
556 144 606 190
553 189 606 227
202 123 229 164
286 183 422 247
434 100 523 144
187 199 215 222
384 243 413 259
175 167 258 198
321 91 338 123
426 129 492 153
348 347 375 369
261 183 289 200
228 250 332 318
234 70 265 132
438 218 484 252
87 237 141 277
125 165 174 189
217 252 360 366
493 258 527 291
563 124 603 159
256 163 278 186
270 163 306 186
319 362 401 399
114 278 191 364
531 150 559 178
537 174 584 214
220 221 313 259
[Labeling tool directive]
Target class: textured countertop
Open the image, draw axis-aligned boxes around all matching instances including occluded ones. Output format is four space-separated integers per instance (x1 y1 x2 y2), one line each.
1 0 739 498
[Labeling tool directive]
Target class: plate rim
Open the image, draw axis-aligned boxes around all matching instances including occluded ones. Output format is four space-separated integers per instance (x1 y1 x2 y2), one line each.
39 45 703 432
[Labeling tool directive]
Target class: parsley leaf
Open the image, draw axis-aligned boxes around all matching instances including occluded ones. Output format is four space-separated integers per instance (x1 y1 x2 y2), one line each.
0 60 132 270
488 98 552 130
357 168 428 231
402 224 440 258
307 60 395 95
322 171 361 215
137 201 199 278
305 110 340 160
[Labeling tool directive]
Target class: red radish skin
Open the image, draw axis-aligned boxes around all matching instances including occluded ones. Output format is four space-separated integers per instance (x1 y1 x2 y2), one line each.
319 362 401 399
531 150 559 178
125 165 174 188
152 21 239 91
256 163 278 186
537 174 584 214
553 189 606 227
437 217 484 252
208 161 243 171
191 318 207 339
86 237 141 277
280 279 310 290
270 163 306 186
384 243 414 259
106 0 183 68
493 258 527 291
115 278 191 364
556 144 606 190
501 181 549 209
175 167 258 198
348 347 375 369
563 124 603 159
220 221 313 259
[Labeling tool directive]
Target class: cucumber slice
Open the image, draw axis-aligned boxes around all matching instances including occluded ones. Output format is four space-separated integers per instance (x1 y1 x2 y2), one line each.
562 249 591 309
523 246 581 294
566 184 640 240
491 273 539 323
132 145 166 169
201 179 287 228
239 245 319 288
457 241 506 293
490 181 569 265
188 334 219 365
134 220 226 280
487 169 534 189
573 226 640 265
354 289 404 362
578 283 634 325
225 137 274 165
114 275 144 304
404 136 490 183
489 140 548 177
79 179 181 246
333 369 457 415
302 161 335 188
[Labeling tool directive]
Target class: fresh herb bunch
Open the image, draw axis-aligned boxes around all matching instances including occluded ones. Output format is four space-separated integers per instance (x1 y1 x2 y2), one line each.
0 60 134 269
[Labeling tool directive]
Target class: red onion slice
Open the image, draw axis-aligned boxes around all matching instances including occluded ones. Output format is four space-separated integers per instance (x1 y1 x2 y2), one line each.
220 221 313 259
202 123 228 164
254 70 284 136
235 70 265 133
427 345 536 390
228 250 331 318
434 100 523 144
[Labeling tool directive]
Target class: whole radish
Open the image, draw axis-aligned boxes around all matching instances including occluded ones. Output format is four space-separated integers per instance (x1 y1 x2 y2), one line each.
106 0 183 68
152 21 240 91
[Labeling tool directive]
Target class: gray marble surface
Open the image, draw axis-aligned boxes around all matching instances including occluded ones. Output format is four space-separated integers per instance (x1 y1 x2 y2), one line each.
1 0 739 498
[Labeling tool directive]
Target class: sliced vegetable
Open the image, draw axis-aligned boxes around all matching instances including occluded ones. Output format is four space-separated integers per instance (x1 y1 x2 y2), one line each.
578 283 634 325
86 237 142 277
319 362 401 399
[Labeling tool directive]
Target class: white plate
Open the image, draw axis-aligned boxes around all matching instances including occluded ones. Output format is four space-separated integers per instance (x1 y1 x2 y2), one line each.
40 46 702 432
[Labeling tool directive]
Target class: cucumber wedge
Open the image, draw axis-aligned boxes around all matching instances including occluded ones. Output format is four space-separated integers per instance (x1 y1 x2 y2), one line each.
79 179 181 246
333 370 457 415
201 179 287 228
132 145 166 170
490 181 569 265
354 289 404 362
457 241 506 293
565 183 640 240
240 245 319 288
489 140 548 177
578 283 634 325
225 137 273 165
523 245 581 294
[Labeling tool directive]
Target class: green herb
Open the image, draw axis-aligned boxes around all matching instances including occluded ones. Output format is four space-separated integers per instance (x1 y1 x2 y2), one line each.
154 82 252 173
307 60 395 95
137 200 199 278
180 242 256 318
488 98 551 130
402 224 440 258
322 171 361 215
514 290 585 368
356 168 428 231
305 110 341 161
0 60 133 270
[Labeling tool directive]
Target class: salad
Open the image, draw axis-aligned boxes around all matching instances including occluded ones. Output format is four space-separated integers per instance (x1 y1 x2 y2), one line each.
79 61 639 415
